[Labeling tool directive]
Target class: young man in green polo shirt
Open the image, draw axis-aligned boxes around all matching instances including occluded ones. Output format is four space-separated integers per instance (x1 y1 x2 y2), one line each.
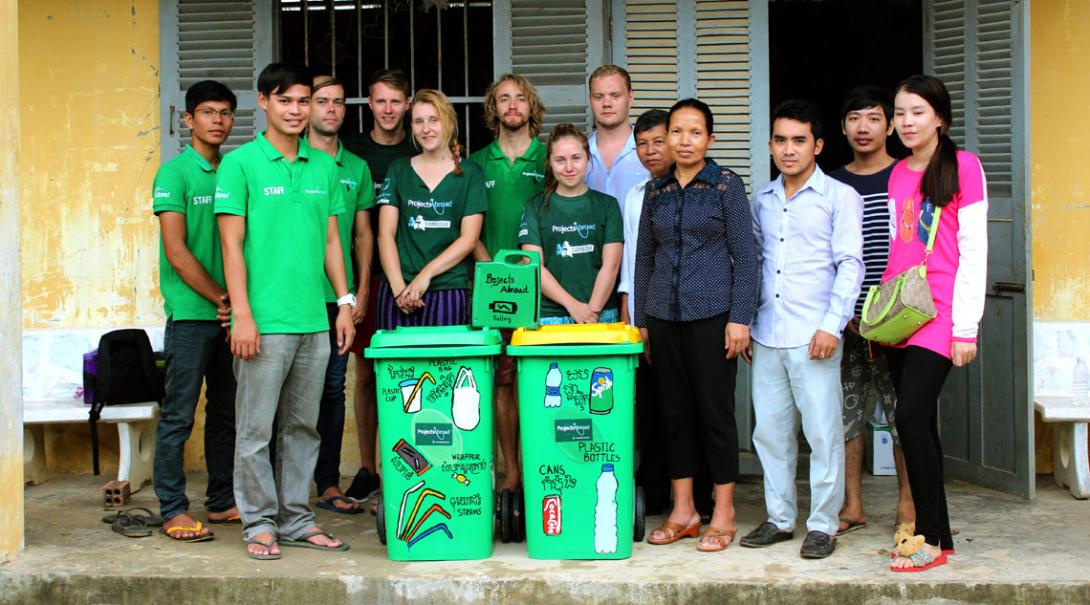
467 73 546 492
152 80 240 543
215 63 356 560
304 75 376 515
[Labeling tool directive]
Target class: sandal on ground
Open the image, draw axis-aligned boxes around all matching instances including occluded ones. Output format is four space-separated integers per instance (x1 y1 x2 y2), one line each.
891 550 948 573
246 537 281 561
697 527 736 552
102 507 163 528
647 520 701 545
315 495 364 515
280 529 349 552
208 513 242 525
837 518 867 536
111 516 152 538
159 521 214 543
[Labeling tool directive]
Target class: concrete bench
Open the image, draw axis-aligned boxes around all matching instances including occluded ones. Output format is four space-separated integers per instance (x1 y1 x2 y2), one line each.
1035 396 1090 499
23 399 158 491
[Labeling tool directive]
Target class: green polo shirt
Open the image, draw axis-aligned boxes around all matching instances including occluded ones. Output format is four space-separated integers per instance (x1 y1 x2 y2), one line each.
467 138 546 257
376 158 488 291
518 189 623 318
214 132 345 334
305 137 377 301
152 145 225 321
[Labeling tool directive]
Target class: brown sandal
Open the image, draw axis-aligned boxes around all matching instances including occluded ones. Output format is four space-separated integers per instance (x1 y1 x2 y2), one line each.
697 526 736 552
647 520 701 545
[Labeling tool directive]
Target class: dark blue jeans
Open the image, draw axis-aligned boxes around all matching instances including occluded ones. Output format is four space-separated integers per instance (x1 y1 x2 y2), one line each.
154 319 237 521
314 303 350 494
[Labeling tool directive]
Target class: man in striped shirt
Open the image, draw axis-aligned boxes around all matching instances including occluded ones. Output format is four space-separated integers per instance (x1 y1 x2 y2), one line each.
829 85 915 537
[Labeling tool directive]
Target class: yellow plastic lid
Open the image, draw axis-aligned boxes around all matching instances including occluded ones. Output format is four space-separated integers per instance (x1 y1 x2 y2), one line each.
509 322 643 347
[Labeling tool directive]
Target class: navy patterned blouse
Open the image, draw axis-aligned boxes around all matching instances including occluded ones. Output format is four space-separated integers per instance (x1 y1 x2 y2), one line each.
632 159 759 327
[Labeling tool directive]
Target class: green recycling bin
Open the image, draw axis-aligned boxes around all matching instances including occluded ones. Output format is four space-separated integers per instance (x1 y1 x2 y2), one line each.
506 323 645 559
364 326 502 561
471 249 541 329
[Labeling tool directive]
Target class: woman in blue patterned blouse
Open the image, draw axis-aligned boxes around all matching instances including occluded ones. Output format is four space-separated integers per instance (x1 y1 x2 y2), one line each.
635 98 759 552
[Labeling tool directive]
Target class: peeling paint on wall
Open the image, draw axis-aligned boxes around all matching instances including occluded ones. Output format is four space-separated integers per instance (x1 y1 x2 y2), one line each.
1031 0 1090 321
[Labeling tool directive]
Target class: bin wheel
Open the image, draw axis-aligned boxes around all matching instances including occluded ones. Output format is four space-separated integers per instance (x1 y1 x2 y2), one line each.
376 493 387 545
499 489 514 543
633 486 646 542
513 489 525 543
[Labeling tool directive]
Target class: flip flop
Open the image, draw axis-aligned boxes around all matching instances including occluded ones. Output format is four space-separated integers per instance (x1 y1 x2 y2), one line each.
837 518 867 536
159 521 215 543
315 495 364 515
246 537 281 561
647 520 701 545
696 527 736 552
102 507 163 528
207 513 242 525
111 516 152 538
280 529 349 552
891 552 948 573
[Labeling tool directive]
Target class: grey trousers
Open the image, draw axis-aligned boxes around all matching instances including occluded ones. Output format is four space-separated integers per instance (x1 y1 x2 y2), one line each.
233 332 330 541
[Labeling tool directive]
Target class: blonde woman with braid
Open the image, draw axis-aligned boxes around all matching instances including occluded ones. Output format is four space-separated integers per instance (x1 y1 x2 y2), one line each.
375 89 487 327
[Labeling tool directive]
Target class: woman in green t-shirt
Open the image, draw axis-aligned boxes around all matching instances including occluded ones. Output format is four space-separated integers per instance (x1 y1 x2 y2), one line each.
375 89 487 328
518 123 623 324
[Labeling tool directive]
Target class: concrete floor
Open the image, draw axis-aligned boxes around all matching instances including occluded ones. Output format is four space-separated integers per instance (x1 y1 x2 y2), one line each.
2 472 1089 604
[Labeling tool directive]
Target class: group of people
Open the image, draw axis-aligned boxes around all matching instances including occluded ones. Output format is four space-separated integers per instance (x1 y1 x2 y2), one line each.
151 60 987 572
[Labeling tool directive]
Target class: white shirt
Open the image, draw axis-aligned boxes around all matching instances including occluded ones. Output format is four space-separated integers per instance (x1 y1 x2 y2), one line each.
586 130 650 216
617 177 650 321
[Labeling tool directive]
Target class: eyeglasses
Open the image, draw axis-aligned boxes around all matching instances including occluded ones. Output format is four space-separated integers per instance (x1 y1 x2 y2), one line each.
315 98 346 108
193 108 235 119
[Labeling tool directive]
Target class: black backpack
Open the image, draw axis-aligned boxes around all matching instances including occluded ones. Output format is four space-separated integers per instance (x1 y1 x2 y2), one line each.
87 329 165 475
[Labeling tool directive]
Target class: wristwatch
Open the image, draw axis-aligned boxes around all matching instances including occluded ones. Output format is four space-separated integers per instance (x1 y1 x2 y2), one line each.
336 293 358 309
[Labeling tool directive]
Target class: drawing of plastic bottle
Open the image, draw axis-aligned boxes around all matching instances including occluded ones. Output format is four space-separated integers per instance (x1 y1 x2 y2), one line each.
1074 358 1089 406
594 463 618 554
544 363 562 408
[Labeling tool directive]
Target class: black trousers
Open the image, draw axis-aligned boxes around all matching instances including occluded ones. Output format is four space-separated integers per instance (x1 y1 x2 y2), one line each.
635 362 669 495
885 345 954 550
648 314 739 485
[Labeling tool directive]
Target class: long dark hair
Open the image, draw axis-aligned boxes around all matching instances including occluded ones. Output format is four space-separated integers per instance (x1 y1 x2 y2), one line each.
897 74 960 207
540 123 591 215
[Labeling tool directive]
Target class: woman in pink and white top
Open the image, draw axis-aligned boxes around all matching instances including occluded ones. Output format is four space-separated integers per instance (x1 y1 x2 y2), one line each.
884 75 988 573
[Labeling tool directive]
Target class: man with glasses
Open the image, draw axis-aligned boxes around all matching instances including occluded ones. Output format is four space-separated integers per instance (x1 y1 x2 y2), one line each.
304 75 376 515
152 80 240 543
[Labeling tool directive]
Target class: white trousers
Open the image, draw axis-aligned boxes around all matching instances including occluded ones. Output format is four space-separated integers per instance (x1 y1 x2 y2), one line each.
751 341 846 536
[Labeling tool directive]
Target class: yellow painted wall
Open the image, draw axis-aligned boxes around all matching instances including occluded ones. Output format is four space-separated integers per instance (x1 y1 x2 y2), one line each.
1031 1 1090 320
2 0 25 563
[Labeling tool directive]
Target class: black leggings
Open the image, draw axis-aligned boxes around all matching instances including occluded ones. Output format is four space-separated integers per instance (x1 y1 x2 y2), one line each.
885 345 953 550
647 314 738 485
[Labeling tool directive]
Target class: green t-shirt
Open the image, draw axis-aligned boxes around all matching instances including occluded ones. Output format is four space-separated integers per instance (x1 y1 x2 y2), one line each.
304 137 377 301
214 132 345 334
518 189 624 318
376 157 488 291
466 138 546 257
152 145 225 321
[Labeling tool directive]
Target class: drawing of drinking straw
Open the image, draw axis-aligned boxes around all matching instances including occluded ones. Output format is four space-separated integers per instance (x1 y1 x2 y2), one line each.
407 523 453 548
403 503 453 542
396 480 425 537
400 371 436 413
400 487 447 540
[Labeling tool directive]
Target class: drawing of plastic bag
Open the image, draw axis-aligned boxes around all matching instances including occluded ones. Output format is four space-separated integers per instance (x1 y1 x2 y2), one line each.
451 366 480 431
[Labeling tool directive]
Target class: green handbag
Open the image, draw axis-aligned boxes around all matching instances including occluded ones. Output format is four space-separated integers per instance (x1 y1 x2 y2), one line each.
860 207 941 345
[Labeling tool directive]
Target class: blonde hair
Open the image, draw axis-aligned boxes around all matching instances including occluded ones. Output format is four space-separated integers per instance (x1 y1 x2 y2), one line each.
312 75 344 95
482 74 546 137
588 64 632 92
410 89 464 176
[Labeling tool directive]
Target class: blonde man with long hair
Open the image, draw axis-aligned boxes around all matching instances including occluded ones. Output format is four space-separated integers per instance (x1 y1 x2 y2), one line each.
468 73 548 492
375 89 487 328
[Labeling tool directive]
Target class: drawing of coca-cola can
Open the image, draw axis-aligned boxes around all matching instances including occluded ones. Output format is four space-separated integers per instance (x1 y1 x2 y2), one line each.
542 494 562 536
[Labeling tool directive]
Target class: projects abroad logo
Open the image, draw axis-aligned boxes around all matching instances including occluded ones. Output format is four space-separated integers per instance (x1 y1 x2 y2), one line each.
554 418 593 442
555 241 596 258
552 221 596 239
407 198 455 216
415 423 453 446
522 171 545 182
153 188 172 199
340 177 358 191
408 215 453 231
